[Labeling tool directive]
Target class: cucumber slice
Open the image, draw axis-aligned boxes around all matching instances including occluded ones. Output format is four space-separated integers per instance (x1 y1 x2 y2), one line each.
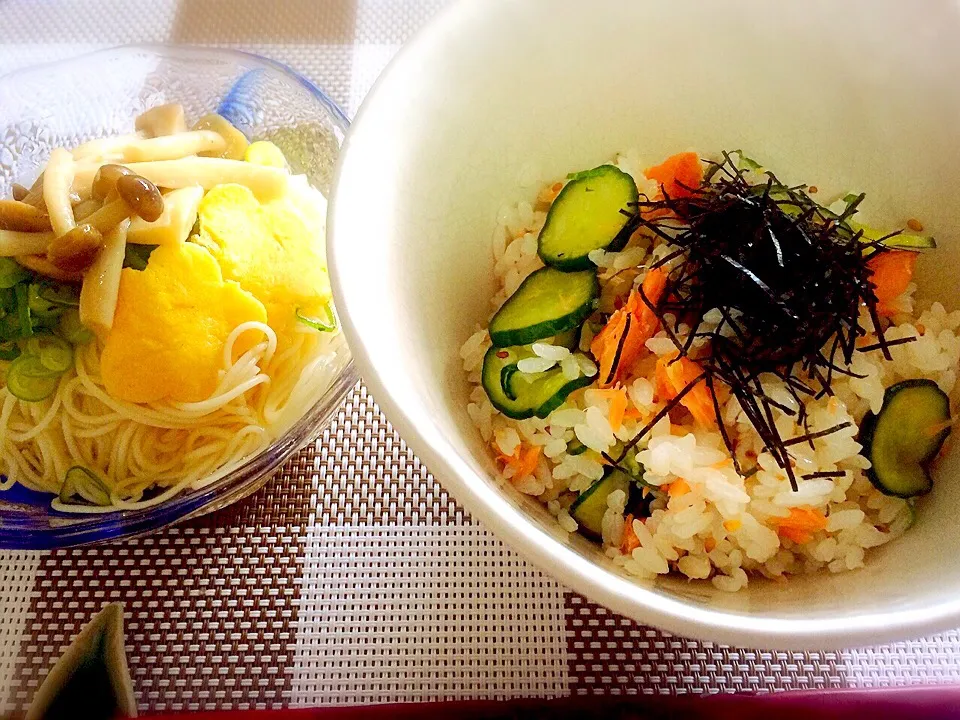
481 345 592 420
859 379 951 498
904 499 917 530
488 267 598 348
59 466 112 505
852 221 936 252
876 233 936 251
566 438 588 455
538 165 639 270
553 328 580 350
569 469 632 539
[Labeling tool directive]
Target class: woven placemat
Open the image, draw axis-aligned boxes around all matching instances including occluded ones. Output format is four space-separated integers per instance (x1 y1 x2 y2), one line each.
2 0 960 715
4 384 960 715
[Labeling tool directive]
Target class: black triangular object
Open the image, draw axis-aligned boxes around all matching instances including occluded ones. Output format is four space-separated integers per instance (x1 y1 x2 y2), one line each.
25 602 137 720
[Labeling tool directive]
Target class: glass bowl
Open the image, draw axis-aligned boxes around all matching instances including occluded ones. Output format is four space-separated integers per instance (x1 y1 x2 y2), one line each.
0 46 356 548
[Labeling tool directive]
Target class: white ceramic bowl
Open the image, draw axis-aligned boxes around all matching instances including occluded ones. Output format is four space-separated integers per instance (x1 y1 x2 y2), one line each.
329 0 960 648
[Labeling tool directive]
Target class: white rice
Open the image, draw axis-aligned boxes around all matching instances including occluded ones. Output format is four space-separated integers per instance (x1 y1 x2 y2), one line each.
462 150 959 590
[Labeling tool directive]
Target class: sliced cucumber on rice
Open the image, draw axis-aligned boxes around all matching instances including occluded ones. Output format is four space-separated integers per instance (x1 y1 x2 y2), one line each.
566 438 588 456
865 231 936 252
538 164 638 270
853 222 936 253
481 345 592 420
824 195 937 252
488 266 597 348
859 379 952 498
553 328 580 350
569 468 632 539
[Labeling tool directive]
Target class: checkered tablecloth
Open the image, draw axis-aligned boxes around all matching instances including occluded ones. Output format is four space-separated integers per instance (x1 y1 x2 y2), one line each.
2 1 960 715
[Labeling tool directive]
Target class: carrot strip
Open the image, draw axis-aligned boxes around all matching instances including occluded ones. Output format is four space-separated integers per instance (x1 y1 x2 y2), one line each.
590 268 667 388
655 353 718 427
623 405 644 421
654 354 675 402
609 393 628 431
778 526 813 545
668 478 690 497
867 250 917 317
644 152 703 199
513 444 542 480
621 514 641 554
633 266 668 330
591 308 629 387
493 441 541 481
595 388 629 431
494 442 520 466
537 181 564 205
774 507 826 545
776 506 828 532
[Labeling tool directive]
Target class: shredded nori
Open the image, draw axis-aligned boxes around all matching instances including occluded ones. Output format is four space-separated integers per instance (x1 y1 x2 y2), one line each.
613 152 907 490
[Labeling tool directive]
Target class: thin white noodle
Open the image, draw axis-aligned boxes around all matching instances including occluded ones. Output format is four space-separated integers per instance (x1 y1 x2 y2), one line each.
224 322 277 368
0 392 16 451
8 386 62 443
173 375 270 415
4 316 339 513
60 412 83 461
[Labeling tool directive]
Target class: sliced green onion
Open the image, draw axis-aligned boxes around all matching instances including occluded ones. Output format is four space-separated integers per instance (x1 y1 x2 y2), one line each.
37 282 80 308
0 288 16 314
0 312 20 342
14 351 62 379
14 283 32 338
59 466 112 506
58 308 94 345
296 305 336 333
621 451 660 491
123 243 157 271
730 149 762 171
0 341 20 362
27 283 63 319
25 334 73 374
6 354 59 401
0 258 30 290
31 313 59 333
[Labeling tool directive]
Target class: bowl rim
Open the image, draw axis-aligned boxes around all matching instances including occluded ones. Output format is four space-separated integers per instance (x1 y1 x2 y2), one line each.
1 44 349 132
0 44 356 549
328 0 960 649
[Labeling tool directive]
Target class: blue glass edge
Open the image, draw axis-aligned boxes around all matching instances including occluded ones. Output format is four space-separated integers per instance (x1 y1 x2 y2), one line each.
218 47 352 126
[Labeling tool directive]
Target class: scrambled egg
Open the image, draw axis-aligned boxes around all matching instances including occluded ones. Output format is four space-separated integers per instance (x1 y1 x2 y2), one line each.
195 182 331 333
100 243 267 404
